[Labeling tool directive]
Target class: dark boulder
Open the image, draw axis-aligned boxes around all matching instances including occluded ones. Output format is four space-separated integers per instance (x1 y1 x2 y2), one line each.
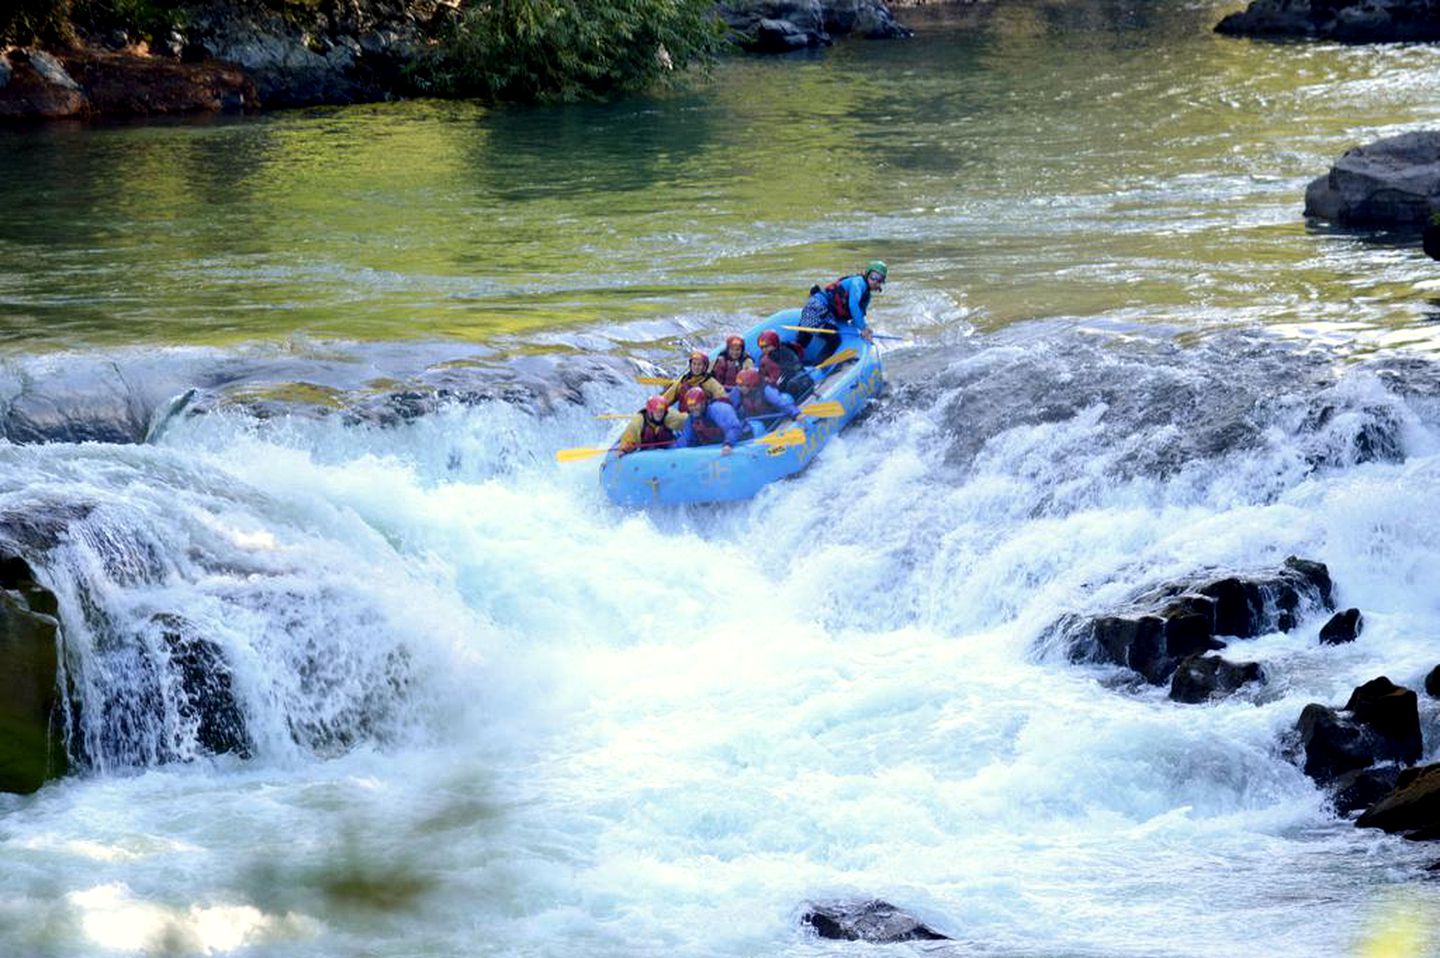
153 614 251 759
0 48 87 119
802 900 949 943
721 0 909 53
1169 654 1265 704
1319 608 1363 645
1344 677 1423 764
1357 764 1440 840
1055 557 1332 685
1295 677 1422 785
1303 131 1440 228
0 551 68 793
1334 765 1404 817
1216 0 1440 43
1425 665 1440 698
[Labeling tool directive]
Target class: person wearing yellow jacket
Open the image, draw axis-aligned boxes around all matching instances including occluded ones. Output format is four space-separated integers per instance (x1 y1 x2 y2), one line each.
617 396 688 455
659 351 729 407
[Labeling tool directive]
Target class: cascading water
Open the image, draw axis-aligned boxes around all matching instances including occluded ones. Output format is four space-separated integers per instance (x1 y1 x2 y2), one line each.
3 322 1439 957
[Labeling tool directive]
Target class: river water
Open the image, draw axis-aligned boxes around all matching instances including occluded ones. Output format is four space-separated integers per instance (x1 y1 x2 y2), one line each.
3 2 1440 955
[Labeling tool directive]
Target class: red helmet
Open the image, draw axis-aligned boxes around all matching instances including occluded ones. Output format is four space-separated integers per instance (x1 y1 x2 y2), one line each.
757 330 780 349
683 387 707 410
736 368 762 389
726 335 744 351
645 396 669 418
689 350 708 367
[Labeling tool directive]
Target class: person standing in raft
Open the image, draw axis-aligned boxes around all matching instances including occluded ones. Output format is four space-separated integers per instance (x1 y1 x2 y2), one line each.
617 395 688 456
730 368 803 424
794 260 887 362
660 350 729 406
757 330 812 401
676 387 743 454
709 335 755 388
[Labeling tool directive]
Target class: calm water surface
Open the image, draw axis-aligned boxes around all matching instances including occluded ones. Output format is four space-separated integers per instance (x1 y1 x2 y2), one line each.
4 1 1440 354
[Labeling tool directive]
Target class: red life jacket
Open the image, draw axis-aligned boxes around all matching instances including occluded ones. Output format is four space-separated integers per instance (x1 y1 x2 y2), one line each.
822 275 871 322
710 352 753 387
738 387 770 418
688 408 726 445
639 416 676 447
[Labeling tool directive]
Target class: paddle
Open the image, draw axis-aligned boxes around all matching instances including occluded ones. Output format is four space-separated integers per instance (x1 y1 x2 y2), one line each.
635 375 676 387
558 425 809 462
814 348 857 370
598 400 843 421
758 428 806 448
786 324 904 343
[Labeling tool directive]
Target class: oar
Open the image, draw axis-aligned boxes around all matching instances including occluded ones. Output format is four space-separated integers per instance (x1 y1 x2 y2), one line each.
758 428 806 448
750 400 844 420
785 325 904 343
601 400 843 421
814 348 857 370
555 437 681 463
635 375 676 387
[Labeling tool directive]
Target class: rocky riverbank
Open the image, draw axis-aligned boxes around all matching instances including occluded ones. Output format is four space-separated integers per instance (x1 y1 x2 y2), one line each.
0 0 912 119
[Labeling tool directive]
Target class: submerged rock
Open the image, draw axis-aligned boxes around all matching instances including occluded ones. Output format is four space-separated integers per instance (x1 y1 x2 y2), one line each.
1168 654 1265 704
801 900 949 943
1304 131 1440 228
1357 764 1440 840
1334 765 1404 817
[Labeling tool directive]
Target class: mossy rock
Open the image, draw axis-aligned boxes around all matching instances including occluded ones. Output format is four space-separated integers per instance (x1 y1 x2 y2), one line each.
0 586 67 793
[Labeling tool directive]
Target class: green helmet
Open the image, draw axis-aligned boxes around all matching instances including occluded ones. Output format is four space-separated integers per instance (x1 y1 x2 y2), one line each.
866 260 888 280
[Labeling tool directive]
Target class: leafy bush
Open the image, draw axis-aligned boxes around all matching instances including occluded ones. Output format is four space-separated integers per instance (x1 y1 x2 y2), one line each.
2 0 73 46
418 0 727 102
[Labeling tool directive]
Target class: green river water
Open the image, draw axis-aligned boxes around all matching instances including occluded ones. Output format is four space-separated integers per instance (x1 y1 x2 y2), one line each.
4 1 1440 357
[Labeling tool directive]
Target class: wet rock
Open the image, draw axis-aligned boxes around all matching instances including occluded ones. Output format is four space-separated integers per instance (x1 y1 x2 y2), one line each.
0 550 68 794
1319 608 1364 645
1426 665 1440 698
1345 677 1423 762
1169 654 1264 704
60 50 257 116
1054 557 1332 685
721 0 909 52
0 48 88 119
152 614 251 759
1357 764 1440 841
1296 677 1422 785
1334 765 1404 817
802 900 949 943
1303 131 1440 228
1216 0 1440 43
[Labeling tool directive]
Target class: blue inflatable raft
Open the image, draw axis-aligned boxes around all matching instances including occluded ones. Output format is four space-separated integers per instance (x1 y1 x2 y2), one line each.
600 308 884 505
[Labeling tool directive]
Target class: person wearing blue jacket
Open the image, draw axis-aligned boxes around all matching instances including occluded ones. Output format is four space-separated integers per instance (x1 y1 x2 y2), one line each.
796 260 887 361
675 387 743 455
729 368 803 424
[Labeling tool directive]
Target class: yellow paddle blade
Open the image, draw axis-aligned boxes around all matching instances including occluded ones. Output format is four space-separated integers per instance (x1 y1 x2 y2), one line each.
799 401 844 418
595 413 636 420
635 375 674 387
814 348 857 370
758 428 806 448
782 325 839 335
555 446 611 463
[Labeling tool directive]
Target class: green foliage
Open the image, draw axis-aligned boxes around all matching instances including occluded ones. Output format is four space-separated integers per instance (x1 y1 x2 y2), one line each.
71 0 190 43
417 0 728 103
2 0 74 46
